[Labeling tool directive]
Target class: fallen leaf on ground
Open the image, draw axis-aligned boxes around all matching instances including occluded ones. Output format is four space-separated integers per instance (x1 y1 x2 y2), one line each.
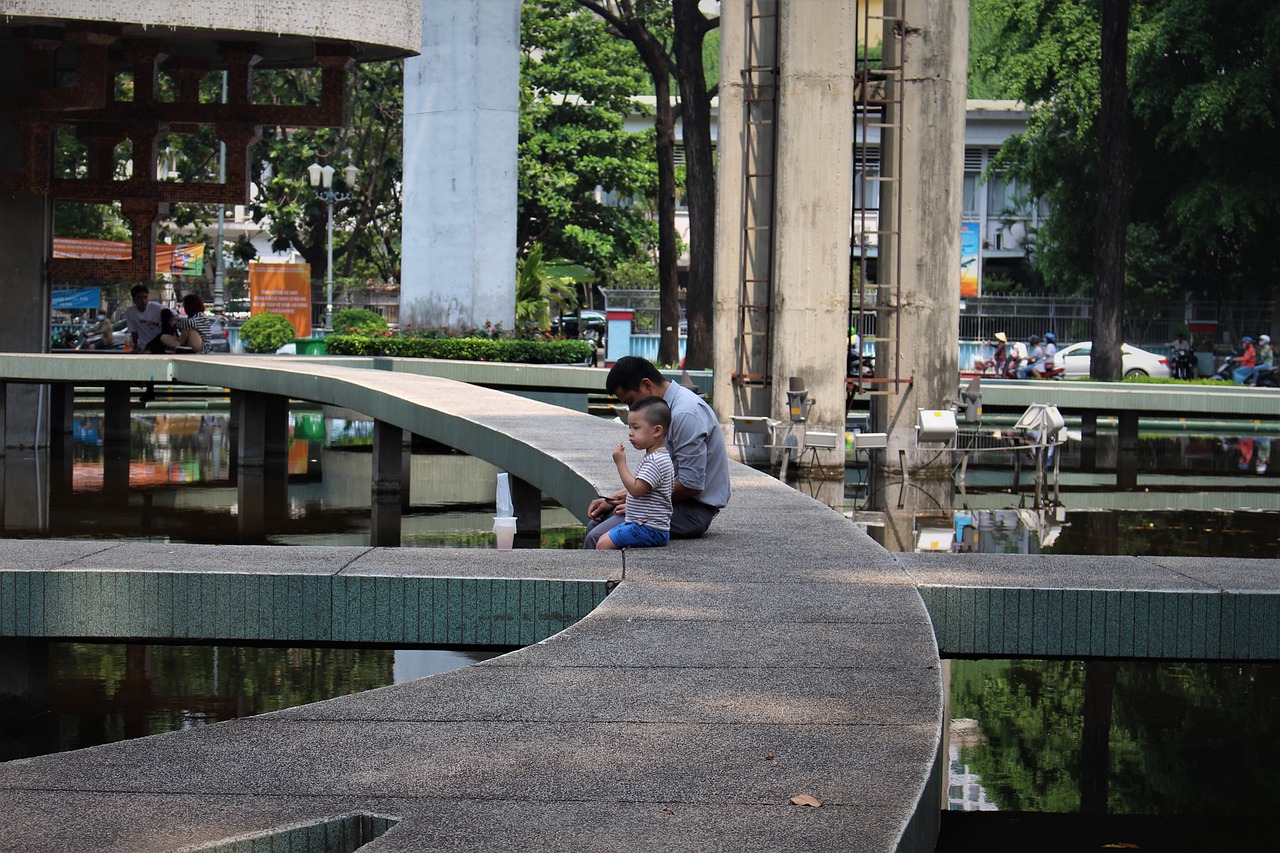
764 754 774 761
659 807 675 815
790 794 822 808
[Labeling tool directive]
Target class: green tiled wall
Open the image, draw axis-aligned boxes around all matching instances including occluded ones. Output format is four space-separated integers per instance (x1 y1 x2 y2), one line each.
920 586 1280 660
185 812 398 853
0 571 608 647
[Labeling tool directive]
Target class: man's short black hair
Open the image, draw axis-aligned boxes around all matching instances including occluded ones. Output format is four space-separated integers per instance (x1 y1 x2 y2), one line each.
628 395 671 432
606 356 665 395
130 284 149 298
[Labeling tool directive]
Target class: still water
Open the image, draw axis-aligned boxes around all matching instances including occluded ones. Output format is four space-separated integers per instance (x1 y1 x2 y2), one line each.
2 642 500 762
0 409 585 547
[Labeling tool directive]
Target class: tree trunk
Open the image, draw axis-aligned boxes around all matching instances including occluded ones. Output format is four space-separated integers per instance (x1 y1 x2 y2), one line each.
1091 0 1129 381
672 0 717 369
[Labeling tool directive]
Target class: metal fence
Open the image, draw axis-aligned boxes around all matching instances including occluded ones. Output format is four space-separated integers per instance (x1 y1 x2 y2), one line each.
960 296 1274 351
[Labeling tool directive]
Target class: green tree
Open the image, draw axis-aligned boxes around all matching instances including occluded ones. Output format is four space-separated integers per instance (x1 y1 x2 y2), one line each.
519 0 659 273
575 0 719 368
972 0 1280 337
516 242 579 334
249 61 404 288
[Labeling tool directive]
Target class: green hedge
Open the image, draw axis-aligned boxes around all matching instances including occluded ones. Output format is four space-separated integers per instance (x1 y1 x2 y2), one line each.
324 334 593 364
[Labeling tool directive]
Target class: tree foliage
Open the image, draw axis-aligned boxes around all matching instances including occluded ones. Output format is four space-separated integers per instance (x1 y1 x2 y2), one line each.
249 61 404 287
519 0 659 272
575 0 719 368
971 0 1280 306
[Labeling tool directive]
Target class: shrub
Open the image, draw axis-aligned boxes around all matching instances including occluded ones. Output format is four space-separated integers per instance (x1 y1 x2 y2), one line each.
324 334 593 364
239 312 296 353
332 308 388 335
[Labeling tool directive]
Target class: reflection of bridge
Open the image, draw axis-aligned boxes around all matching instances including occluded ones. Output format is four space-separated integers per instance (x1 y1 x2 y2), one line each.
1 355 1278 852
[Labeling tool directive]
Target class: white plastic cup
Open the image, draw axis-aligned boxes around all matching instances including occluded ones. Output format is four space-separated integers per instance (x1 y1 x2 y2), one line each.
493 516 517 550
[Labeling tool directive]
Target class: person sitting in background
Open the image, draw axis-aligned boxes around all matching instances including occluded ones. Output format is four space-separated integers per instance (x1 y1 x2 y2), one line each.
157 294 214 353
125 284 163 353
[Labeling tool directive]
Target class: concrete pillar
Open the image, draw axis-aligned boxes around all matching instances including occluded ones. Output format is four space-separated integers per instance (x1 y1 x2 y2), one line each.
401 0 520 330
873 0 969 482
103 385 132 453
510 474 542 547
711 0 747 432
372 420 404 496
371 495 402 547
48 385 75 457
0 194 52 448
769 1 854 467
236 391 288 468
713 1 853 472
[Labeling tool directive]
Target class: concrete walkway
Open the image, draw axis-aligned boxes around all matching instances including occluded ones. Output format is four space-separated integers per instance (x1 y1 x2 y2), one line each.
0 358 944 852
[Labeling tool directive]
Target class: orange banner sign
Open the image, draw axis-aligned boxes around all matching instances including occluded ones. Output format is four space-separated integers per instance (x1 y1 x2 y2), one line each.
248 262 312 338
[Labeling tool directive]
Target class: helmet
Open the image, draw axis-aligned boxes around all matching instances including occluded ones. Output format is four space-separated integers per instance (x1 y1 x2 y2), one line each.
1044 332 1056 343
1261 335 1271 344
994 331 1007 343
1028 335 1040 344
1243 336 1254 344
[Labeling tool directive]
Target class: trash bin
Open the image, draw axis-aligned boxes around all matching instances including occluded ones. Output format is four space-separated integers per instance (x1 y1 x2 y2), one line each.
293 338 327 355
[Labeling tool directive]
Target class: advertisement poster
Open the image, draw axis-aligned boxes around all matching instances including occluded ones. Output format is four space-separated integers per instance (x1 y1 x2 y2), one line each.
52 238 204 276
51 286 102 310
248 262 312 338
960 222 981 297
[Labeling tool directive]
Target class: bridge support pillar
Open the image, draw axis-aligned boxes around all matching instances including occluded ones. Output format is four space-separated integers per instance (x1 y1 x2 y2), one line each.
235 391 289 468
47 384 74 458
1079 411 1098 470
103 384 132 454
372 421 406 497
511 475 542 547
1117 412 1139 490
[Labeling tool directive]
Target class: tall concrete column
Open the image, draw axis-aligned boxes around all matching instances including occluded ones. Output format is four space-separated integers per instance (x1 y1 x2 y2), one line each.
770 1 854 457
401 0 520 330
713 0 854 472
873 0 968 481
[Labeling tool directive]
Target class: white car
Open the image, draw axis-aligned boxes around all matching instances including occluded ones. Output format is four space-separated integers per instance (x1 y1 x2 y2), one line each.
1055 341 1171 379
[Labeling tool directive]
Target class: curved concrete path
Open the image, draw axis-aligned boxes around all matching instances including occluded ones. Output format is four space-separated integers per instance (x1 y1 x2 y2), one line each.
0 356 943 852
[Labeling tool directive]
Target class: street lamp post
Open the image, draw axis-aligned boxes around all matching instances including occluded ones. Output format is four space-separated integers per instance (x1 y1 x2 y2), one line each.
307 162 359 331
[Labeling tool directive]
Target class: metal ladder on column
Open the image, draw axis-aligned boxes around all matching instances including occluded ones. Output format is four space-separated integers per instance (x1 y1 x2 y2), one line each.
733 0 780 391
850 0 908 399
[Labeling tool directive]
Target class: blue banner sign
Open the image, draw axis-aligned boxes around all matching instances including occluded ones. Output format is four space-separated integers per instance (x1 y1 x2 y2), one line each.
52 287 102 310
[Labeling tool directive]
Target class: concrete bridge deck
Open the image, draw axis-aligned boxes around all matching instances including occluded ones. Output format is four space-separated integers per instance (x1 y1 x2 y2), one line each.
0 355 1277 852
0 355 943 852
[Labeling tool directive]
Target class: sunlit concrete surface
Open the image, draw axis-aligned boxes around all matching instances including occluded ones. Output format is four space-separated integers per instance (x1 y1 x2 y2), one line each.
0 355 944 852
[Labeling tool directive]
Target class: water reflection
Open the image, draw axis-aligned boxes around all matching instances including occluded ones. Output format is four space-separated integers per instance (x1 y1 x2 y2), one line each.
1 642 498 762
0 410 585 547
948 659 1280 815
792 428 1280 558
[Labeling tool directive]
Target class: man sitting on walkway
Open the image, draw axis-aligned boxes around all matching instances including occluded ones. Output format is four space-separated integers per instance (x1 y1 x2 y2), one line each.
584 356 730 548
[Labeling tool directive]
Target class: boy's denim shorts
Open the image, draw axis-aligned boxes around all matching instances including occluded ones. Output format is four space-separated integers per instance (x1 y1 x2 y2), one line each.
609 522 670 549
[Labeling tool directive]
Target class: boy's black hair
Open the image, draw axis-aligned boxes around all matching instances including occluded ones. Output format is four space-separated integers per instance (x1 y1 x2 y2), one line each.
606 356 665 395
628 396 671 432
130 284 149 298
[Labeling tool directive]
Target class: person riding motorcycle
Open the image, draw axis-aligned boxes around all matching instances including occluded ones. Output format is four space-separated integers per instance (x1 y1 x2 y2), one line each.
1043 332 1058 370
1018 335 1047 379
1169 330 1196 379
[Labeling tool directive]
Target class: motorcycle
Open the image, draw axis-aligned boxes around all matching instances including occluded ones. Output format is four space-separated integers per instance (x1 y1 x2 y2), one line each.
1169 347 1197 380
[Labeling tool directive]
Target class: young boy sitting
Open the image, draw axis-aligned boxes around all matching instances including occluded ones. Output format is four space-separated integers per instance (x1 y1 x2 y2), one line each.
596 396 674 550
